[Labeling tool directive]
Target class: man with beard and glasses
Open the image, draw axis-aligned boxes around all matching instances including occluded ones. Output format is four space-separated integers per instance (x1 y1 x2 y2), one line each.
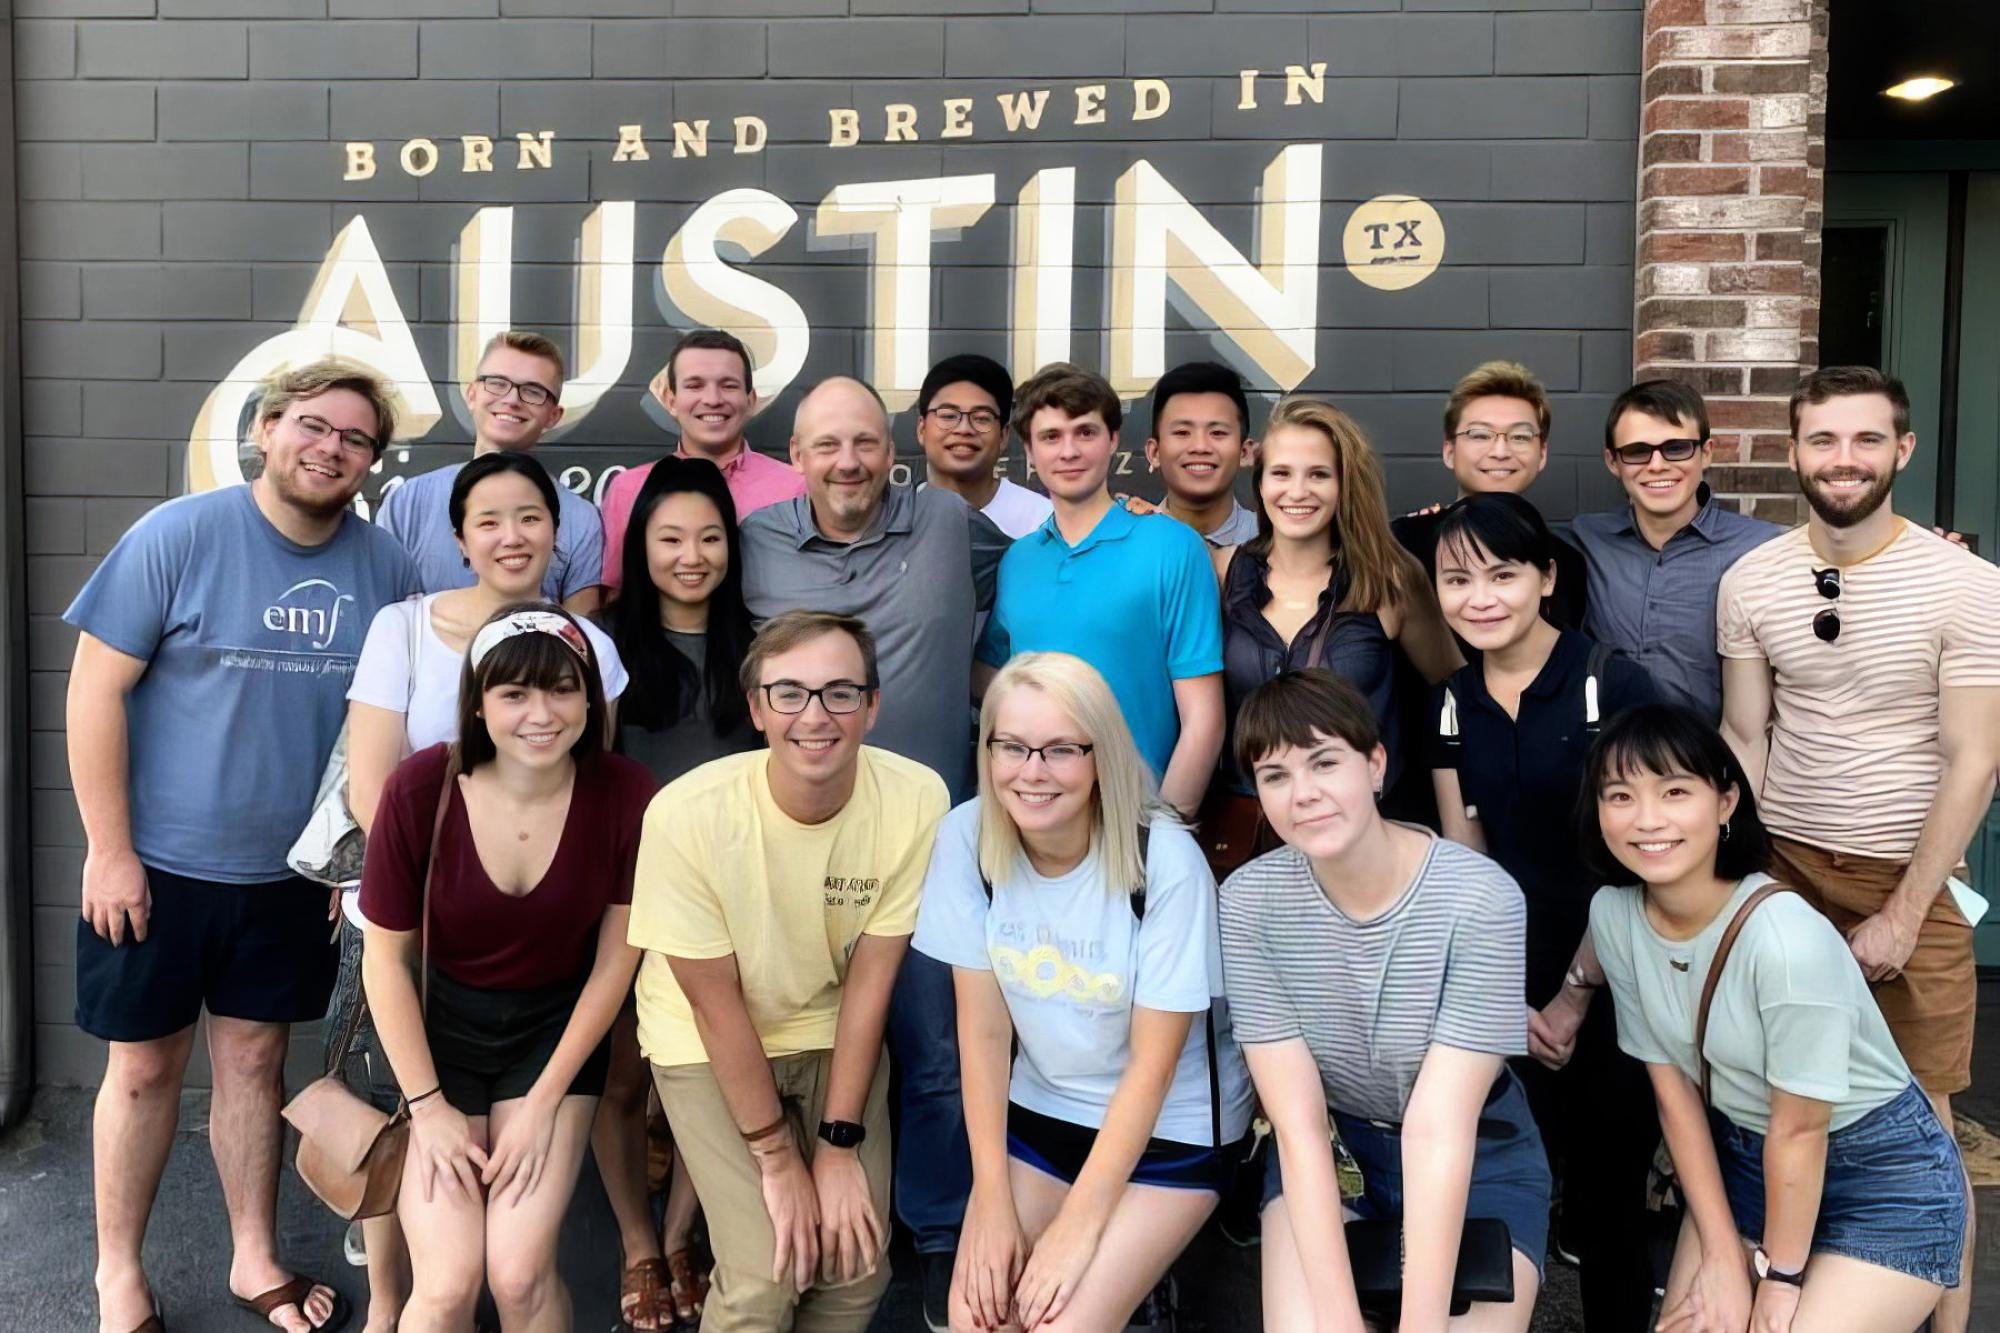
65 361 419 1333
1717 365 2000 1333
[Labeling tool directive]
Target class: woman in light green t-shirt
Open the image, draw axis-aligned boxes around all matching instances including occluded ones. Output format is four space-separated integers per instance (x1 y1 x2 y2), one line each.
1556 704 1964 1333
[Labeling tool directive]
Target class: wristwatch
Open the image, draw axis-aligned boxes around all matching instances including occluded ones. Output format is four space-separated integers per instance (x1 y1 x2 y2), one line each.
817 1119 867 1149
1753 1247 1805 1287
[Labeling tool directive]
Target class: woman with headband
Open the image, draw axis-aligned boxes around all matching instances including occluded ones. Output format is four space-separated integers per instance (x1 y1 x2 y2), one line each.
340 452 628 1331
359 603 658 1332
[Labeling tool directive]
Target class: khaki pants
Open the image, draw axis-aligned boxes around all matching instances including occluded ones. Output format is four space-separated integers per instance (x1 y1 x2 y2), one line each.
1770 836 1976 1095
654 1049 893 1333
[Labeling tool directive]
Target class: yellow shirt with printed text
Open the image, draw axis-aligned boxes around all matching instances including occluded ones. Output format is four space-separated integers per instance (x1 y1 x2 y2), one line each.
628 746 948 1068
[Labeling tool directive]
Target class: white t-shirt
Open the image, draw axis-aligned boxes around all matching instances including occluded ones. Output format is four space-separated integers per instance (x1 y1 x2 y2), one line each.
981 478 1055 540
912 799 1253 1146
347 593 628 749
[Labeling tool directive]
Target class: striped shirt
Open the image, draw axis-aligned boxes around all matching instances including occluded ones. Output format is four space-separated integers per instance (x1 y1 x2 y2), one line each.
1219 833 1526 1123
1717 521 2000 859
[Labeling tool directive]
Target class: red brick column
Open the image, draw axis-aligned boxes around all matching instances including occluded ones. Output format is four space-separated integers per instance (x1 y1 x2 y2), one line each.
1635 0 1829 522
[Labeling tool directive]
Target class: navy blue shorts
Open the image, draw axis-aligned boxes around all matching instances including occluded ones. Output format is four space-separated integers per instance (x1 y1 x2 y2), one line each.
1261 1068 1552 1280
76 865 339 1043
1714 1081 1966 1287
1007 1102 1233 1193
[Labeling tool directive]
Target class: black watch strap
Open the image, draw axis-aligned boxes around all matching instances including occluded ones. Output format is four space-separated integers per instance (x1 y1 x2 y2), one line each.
817 1119 866 1149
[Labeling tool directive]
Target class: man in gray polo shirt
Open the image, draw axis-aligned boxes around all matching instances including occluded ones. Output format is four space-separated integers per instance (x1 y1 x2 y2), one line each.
1572 379 1779 721
740 376 1007 1321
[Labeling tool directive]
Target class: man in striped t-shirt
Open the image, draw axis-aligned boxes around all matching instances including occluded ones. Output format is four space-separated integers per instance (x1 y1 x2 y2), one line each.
1718 365 2000 1333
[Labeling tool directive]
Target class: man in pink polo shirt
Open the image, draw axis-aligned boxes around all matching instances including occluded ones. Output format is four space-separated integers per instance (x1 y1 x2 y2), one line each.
600 329 806 593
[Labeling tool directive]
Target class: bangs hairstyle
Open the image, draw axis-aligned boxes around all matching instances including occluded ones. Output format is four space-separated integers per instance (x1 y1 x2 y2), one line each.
449 450 562 535
1250 396 1410 614
479 329 566 385
455 601 606 771
1789 364 1911 439
256 358 397 455
1233 668 1381 777
1576 704 1770 886
739 609 880 695
1431 492 1559 579
1012 362 1121 441
1604 378 1709 453
1443 359 1551 441
976 653 1173 896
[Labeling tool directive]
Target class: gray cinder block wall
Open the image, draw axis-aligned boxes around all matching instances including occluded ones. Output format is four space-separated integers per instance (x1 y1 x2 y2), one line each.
14 0 1639 1088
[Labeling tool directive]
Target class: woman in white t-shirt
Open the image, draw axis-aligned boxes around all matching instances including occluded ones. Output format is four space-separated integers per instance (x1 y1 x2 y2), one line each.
341 450 627 1332
1570 703 1965 1333
912 651 1251 1333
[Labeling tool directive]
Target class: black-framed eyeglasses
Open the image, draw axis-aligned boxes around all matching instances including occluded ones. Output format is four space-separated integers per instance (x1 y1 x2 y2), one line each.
759 681 870 715
1610 438 1702 467
985 738 1095 769
925 405 1003 432
474 373 557 407
1453 426 1542 448
290 412 378 456
1811 565 1841 643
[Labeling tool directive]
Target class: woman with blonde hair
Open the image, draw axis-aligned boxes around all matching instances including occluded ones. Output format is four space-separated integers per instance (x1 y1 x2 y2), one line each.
1207 397 1459 875
912 652 1252 1331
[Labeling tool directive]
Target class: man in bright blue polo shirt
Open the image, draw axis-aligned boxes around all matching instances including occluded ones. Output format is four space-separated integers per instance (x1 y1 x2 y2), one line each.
976 363 1225 817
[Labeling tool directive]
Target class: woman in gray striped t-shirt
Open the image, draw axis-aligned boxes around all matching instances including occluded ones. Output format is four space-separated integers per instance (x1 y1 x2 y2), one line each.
1221 669 1549 1332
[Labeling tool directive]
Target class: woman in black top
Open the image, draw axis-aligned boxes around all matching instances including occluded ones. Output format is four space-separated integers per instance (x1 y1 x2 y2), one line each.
1430 493 1662 1331
1208 397 1458 873
599 455 760 1325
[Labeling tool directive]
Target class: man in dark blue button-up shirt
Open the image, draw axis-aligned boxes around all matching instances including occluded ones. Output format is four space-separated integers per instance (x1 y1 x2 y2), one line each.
1571 380 1781 722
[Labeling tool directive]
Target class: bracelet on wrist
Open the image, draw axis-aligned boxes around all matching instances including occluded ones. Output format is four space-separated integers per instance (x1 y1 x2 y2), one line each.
741 1113 788 1144
405 1086 442 1108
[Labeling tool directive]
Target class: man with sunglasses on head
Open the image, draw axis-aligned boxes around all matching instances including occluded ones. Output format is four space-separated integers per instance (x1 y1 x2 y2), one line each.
1571 380 1779 722
375 329 607 612
66 360 419 1333
917 352 1051 539
1718 365 2000 1333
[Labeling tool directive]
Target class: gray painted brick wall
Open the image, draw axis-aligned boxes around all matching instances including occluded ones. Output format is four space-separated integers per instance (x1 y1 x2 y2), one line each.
15 1 1639 1088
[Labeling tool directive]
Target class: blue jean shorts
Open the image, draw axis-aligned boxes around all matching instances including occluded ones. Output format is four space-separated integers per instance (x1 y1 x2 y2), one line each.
1261 1068 1553 1279
1712 1081 1965 1287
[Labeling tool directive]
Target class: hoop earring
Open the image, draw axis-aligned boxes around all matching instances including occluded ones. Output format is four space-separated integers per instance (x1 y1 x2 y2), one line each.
1720 821 1733 842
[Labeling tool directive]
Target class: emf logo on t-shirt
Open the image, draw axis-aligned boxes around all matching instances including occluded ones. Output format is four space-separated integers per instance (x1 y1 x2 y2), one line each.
262 578 357 651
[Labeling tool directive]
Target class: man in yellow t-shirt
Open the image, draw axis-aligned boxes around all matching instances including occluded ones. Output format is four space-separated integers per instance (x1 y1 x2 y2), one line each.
629 609 947 1332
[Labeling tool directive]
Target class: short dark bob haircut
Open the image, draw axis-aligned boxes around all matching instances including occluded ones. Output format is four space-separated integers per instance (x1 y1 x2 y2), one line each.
1431 491 1560 577
1234 668 1382 777
1575 702 1770 888
455 601 606 771
449 450 563 537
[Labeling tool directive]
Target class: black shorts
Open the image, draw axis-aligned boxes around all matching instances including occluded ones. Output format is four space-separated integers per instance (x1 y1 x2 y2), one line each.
76 866 339 1043
425 968 611 1116
1006 1102 1232 1193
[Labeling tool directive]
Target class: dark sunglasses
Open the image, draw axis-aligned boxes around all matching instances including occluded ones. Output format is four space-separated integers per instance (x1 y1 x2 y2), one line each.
1609 437 1702 467
1811 565 1841 643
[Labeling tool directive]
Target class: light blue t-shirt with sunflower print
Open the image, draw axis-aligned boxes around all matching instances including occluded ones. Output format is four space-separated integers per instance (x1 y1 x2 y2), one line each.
913 798 1252 1146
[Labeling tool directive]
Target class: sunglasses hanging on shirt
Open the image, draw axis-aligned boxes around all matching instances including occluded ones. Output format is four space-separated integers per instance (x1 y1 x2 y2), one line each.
1811 566 1841 643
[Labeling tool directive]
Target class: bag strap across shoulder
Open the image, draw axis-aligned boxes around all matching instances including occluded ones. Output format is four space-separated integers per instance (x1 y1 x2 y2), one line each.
1695 883 1782 1106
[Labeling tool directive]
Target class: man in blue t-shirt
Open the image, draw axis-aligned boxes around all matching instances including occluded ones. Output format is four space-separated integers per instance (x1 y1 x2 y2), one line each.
375 329 606 611
976 363 1225 817
64 360 418 1333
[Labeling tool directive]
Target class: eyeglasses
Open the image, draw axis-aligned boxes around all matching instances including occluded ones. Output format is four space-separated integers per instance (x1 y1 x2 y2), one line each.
759 681 870 715
985 738 1095 770
1610 438 1702 467
290 413 378 456
1811 566 1841 643
474 373 557 407
925 405 1003 432
1454 427 1542 449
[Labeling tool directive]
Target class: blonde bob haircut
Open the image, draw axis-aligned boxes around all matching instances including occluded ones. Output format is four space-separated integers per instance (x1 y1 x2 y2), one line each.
975 652 1175 895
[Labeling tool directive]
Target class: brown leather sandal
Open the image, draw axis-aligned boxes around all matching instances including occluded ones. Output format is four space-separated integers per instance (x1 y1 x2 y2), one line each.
127 1298 165 1333
232 1275 351 1332
619 1257 676 1332
665 1247 711 1327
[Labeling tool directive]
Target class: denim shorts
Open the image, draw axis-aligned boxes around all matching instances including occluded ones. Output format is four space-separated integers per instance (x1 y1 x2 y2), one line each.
1260 1068 1553 1279
1712 1081 1966 1287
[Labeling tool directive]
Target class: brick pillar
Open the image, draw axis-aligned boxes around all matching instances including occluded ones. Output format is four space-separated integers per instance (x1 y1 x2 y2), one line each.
1635 0 1829 522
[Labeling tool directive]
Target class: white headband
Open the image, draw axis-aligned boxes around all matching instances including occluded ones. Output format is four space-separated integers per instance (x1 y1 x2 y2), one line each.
468 611 591 671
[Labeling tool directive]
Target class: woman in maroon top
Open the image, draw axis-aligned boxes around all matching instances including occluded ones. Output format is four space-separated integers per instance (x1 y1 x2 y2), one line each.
360 603 657 1332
